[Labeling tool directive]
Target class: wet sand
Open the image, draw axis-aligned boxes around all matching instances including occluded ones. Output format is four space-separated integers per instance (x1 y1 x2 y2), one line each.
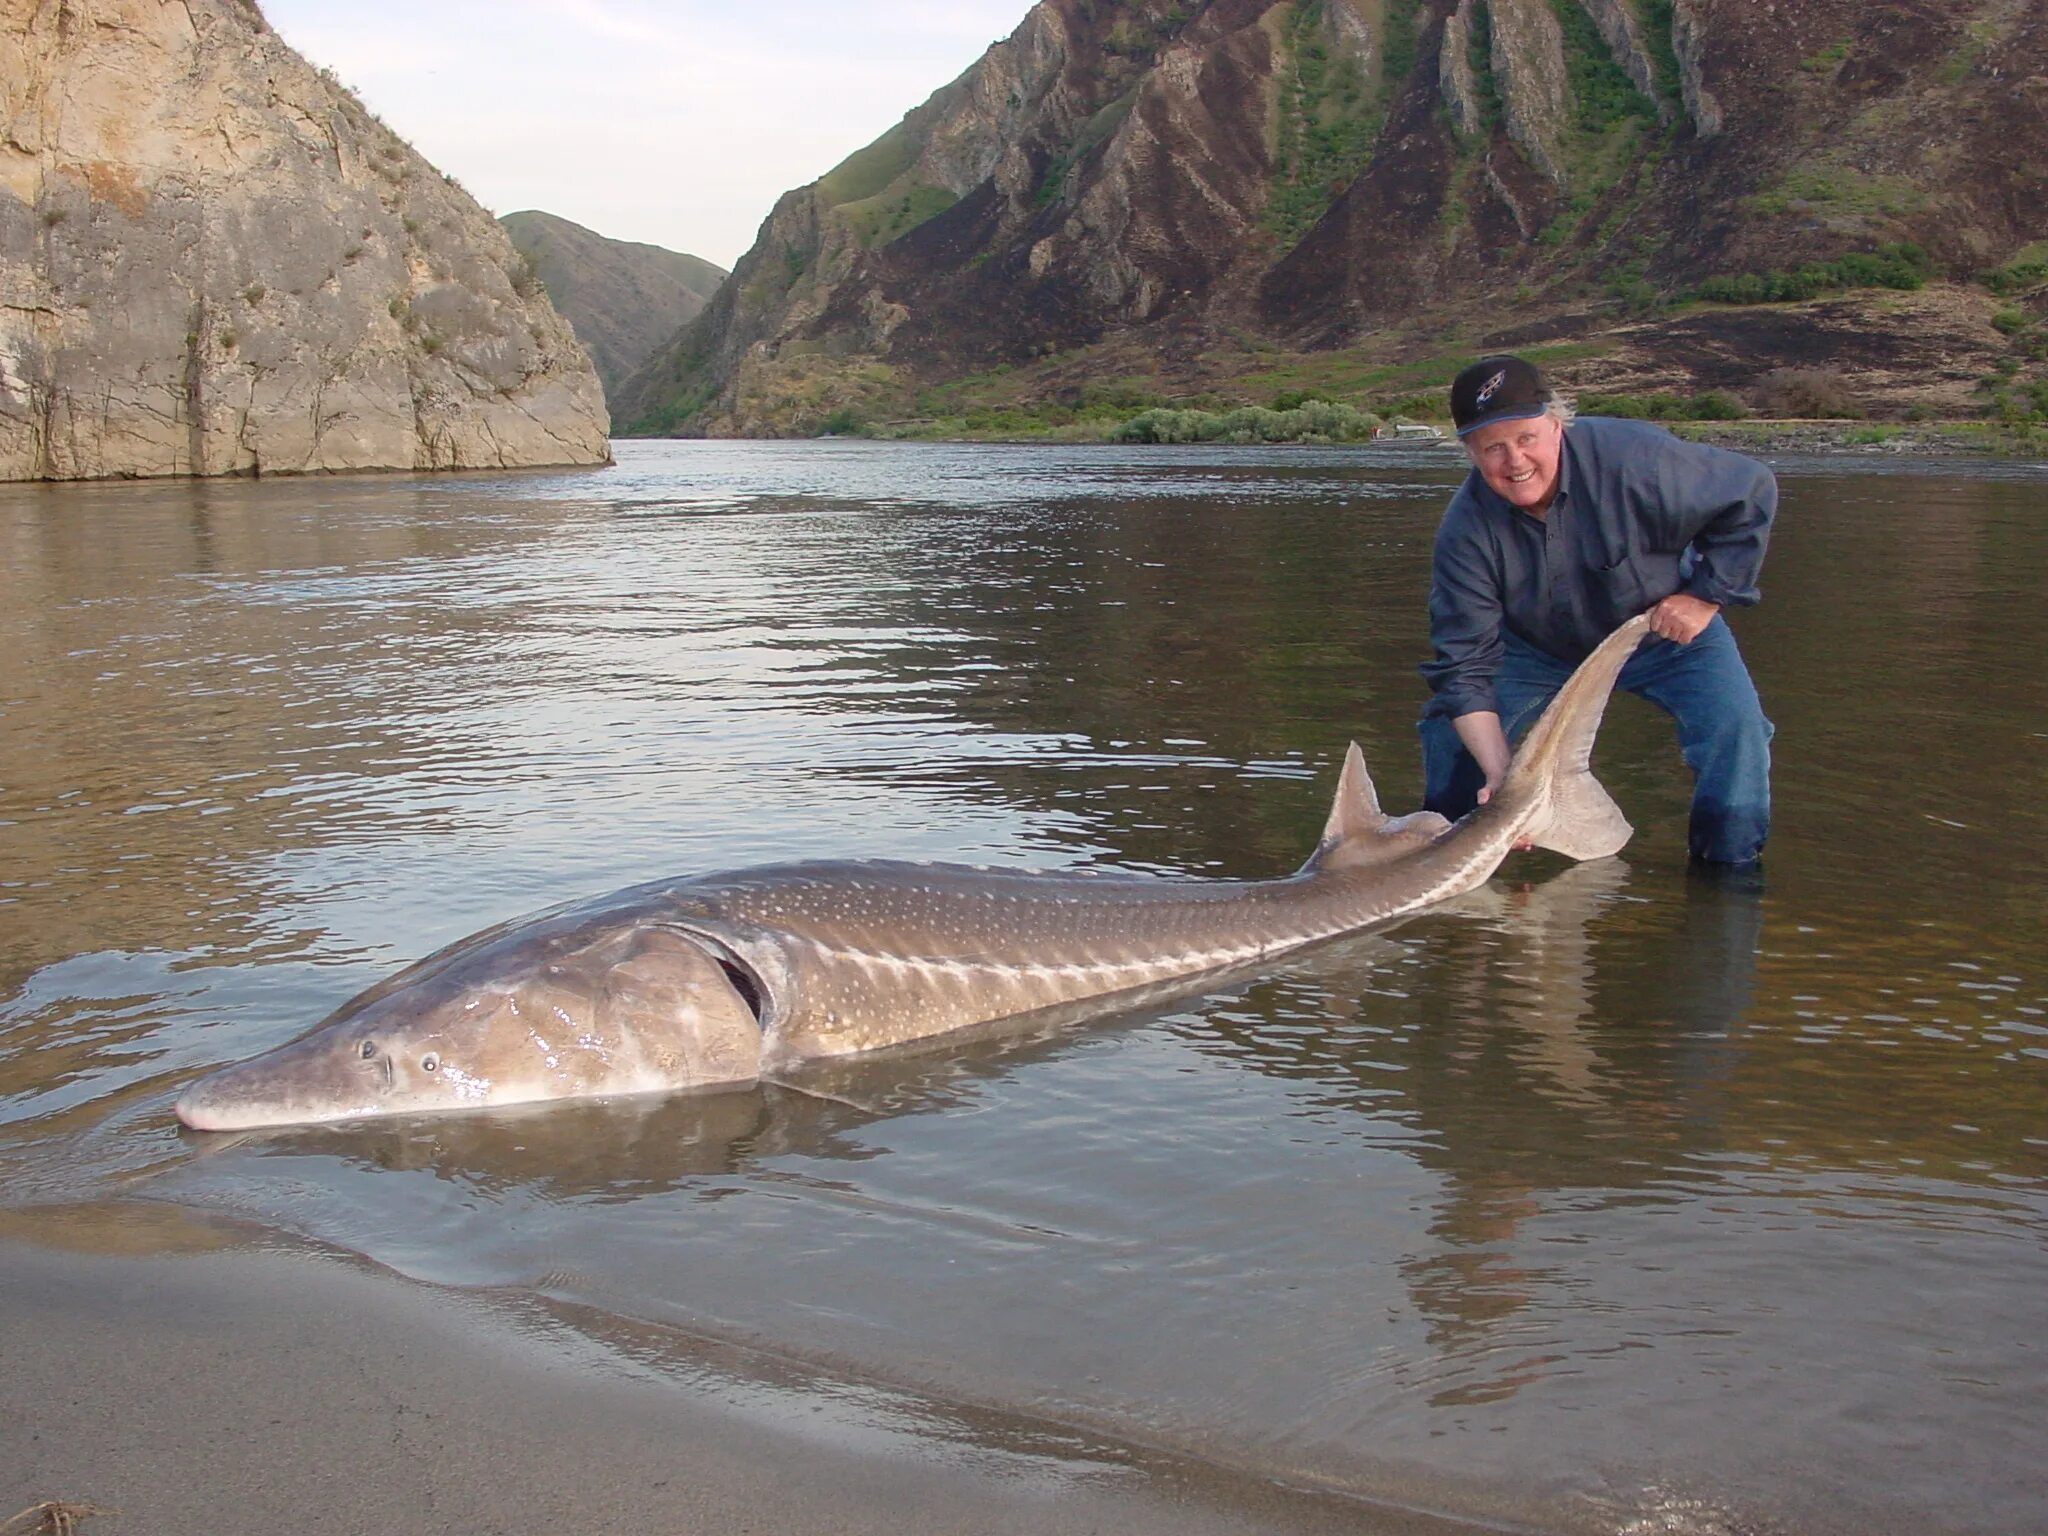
0 1221 1491 1536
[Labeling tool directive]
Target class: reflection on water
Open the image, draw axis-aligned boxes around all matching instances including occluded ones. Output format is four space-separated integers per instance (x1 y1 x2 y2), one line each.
2 441 2046 1535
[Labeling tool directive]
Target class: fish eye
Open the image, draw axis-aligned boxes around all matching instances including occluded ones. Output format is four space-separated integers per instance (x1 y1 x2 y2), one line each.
359 1039 377 1059
421 1053 439 1073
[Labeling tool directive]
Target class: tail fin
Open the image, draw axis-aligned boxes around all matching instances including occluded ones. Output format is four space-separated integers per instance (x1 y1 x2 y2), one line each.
1498 614 1652 861
1302 742 1452 873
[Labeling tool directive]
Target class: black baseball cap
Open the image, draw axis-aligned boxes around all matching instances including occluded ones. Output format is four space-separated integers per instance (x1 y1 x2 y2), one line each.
1449 355 1551 437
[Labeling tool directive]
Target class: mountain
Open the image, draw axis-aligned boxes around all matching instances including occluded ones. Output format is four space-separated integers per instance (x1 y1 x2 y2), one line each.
499 211 726 406
618 0 2048 436
0 0 609 481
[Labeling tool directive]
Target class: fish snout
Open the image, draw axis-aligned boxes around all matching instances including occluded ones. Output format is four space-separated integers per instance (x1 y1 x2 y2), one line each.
174 1029 403 1132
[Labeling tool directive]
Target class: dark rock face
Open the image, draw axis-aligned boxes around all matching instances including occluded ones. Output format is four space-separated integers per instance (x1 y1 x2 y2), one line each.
621 0 2048 435
500 211 726 407
0 0 609 481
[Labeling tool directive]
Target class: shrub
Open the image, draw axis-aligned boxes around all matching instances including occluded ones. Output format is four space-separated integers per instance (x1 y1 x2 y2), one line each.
1754 367 1863 418
1694 244 1929 304
1983 255 2048 295
1112 399 1381 444
1579 391 1745 421
1991 306 2030 336
1800 40 1851 74
1580 391 1684 420
1078 381 1161 415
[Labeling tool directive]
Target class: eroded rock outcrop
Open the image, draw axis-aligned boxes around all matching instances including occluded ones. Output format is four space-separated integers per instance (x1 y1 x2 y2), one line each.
1487 0 1571 185
0 0 609 481
1440 3 1487 140
617 0 1283 435
1670 0 1724 138
1579 0 1667 122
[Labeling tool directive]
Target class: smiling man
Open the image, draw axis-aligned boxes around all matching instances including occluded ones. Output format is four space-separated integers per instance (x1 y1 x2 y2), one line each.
1418 355 1777 867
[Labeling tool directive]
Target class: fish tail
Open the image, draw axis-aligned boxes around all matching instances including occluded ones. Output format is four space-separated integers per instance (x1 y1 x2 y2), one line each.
1499 614 1653 861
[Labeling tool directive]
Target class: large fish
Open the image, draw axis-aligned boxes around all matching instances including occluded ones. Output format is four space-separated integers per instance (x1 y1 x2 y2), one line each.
173 617 1653 1131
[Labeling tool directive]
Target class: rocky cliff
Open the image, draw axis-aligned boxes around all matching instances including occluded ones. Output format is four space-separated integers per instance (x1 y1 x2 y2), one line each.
619 0 2048 435
0 0 610 481
500 210 725 407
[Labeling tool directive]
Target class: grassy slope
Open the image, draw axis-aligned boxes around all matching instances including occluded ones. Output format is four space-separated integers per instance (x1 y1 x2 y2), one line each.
811 277 2048 453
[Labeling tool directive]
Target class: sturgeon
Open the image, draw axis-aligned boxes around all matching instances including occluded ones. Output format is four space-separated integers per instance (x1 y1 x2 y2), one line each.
173 616 1653 1132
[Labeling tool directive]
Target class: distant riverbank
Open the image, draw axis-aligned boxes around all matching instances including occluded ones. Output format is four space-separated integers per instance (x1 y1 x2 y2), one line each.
793 411 2048 458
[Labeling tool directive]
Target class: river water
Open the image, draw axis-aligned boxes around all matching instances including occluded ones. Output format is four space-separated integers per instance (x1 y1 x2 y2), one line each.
2 440 2044 1534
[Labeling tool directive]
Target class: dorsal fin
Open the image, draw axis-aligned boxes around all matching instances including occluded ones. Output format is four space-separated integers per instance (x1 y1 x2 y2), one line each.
1321 741 1385 843
1302 743 1452 873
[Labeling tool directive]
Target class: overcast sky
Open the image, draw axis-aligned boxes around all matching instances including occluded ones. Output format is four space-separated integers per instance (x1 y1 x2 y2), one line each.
260 0 1029 271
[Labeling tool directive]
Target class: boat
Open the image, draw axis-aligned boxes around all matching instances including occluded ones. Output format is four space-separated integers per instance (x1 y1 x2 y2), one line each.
1378 421 1449 442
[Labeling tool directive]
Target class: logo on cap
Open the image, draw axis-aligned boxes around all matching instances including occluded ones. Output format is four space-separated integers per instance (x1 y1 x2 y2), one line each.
1474 370 1508 407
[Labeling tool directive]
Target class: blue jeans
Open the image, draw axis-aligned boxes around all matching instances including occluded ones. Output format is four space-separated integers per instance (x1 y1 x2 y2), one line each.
1419 616 1773 864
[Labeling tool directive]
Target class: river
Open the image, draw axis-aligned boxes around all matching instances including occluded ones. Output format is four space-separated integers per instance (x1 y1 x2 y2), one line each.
2 439 2044 1534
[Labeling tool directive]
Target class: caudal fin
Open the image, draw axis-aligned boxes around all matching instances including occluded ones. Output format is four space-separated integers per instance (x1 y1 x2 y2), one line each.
1499 614 1653 861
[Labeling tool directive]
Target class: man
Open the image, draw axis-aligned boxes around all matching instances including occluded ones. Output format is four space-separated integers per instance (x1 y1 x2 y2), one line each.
1418 355 1775 866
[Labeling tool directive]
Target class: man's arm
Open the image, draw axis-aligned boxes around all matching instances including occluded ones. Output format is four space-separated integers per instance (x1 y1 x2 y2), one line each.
1660 440 1777 610
1452 709 1514 797
1419 509 1507 720
1630 434 1775 645
1457 709 1535 848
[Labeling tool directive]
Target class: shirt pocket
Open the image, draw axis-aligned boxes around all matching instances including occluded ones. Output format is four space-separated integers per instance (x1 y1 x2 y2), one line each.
1592 549 1680 622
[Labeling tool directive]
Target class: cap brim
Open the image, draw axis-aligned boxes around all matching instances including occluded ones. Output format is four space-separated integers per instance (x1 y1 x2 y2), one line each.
1455 404 1549 439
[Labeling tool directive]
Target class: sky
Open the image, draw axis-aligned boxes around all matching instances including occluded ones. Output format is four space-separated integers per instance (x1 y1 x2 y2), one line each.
260 0 1031 271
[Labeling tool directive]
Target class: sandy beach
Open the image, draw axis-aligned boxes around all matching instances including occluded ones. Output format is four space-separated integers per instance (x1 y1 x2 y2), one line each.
0 1211 1486 1536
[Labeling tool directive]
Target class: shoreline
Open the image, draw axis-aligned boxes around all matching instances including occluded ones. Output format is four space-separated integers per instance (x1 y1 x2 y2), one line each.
0 1211 1510 1536
613 421 2048 457
6 425 2044 492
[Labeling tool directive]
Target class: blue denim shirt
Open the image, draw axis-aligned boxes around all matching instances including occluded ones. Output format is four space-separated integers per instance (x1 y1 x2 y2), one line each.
1421 416 1776 719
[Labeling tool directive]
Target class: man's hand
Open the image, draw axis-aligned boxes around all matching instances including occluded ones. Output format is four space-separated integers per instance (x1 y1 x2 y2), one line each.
1647 592 1720 645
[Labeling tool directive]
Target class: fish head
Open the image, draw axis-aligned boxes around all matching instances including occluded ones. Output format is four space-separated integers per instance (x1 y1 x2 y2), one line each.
174 924 764 1131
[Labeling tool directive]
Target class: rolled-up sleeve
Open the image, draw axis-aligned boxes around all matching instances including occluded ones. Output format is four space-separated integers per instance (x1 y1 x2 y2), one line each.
1664 440 1776 609
1419 512 1505 719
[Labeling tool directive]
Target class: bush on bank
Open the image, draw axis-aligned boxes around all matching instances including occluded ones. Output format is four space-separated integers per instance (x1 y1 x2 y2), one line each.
1111 399 1381 444
1579 390 1748 421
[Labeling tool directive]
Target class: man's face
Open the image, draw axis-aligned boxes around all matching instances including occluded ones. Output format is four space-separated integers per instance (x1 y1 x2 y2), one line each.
1464 412 1563 511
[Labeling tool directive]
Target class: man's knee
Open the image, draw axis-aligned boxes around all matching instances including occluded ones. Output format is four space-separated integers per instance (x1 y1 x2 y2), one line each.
1680 699 1773 772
